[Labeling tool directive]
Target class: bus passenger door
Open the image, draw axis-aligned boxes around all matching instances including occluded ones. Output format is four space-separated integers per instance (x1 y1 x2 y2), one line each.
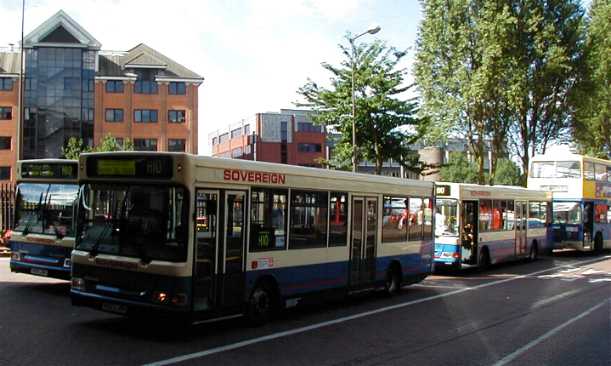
349 196 377 289
193 190 219 312
583 202 594 246
515 201 528 256
219 191 247 310
461 201 478 265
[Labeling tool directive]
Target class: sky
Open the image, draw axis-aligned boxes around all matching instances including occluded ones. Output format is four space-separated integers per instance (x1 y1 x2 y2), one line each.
0 0 422 155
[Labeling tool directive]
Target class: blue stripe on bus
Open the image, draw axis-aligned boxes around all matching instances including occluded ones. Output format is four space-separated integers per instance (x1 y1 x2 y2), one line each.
434 235 548 265
9 241 72 268
246 252 432 298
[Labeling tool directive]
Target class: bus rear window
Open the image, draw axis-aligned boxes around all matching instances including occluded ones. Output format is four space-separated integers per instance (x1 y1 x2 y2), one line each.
553 202 581 224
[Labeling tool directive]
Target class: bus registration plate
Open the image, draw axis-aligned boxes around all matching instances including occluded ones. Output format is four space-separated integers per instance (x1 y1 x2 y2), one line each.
102 302 128 315
30 268 48 276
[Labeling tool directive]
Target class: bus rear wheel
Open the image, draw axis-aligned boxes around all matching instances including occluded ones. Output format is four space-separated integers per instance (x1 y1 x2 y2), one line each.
529 242 539 261
384 266 402 295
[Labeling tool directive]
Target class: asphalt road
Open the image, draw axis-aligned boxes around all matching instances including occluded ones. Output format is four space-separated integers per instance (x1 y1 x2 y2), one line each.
1 252 610 366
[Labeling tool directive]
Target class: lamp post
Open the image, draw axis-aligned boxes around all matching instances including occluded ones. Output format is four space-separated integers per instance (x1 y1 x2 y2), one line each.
350 25 380 173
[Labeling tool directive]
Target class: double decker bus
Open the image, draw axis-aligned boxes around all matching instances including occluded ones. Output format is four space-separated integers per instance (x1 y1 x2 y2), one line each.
10 159 79 279
528 151 611 252
434 182 551 270
70 152 434 324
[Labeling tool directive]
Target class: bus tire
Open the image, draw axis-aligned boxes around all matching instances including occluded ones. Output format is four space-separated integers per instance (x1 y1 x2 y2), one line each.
478 248 490 271
594 233 603 254
246 282 277 326
384 264 402 295
529 241 539 261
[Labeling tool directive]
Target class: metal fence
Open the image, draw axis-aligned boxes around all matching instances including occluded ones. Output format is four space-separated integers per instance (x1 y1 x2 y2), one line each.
0 183 15 233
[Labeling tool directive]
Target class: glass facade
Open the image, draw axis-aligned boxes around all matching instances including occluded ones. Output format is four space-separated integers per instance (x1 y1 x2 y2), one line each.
24 47 95 158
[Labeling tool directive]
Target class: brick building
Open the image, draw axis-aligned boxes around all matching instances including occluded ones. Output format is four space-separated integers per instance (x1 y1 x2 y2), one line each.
0 10 203 182
210 109 326 167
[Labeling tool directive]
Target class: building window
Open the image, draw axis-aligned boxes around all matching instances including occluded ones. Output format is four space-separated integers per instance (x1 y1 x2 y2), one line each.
81 108 94 122
244 125 250 135
212 137 217 145
290 190 328 249
0 78 13 91
82 79 94 92
134 138 157 151
298 143 322 153
0 167 10 180
231 127 241 138
231 147 243 158
168 82 186 95
219 133 229 144
134 109 158 123
168 110 186 123
298 122 321 133
250 188 288 251
0 107 12 120
168 139 186 152
0 137 10 150
105 80 124 93
105 108 124 122
134 80 158 94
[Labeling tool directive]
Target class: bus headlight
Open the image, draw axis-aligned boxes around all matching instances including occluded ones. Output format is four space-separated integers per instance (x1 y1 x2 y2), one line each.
153 291 169 304
11 252 21 261
63 258 71 268
72 277 86 291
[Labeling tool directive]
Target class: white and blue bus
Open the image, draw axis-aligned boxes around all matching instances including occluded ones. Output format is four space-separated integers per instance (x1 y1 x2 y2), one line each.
70 152 434 324
10 159 79 279
434 182 551 270
528 151 611 252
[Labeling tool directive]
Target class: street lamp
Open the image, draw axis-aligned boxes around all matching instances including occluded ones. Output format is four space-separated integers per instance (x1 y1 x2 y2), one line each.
350 25 381 173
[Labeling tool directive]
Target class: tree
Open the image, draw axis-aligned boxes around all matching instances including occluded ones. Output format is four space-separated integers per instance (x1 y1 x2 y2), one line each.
439 153 479 184
61 134 134 159
505 0 586 177
571 0 610 158
414 0 516 184
298 34 424 175
414 0 587 182
493 158 522 186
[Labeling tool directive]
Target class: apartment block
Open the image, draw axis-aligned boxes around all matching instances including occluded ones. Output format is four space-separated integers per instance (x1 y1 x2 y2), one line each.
0 10 203 182
210 109 325 167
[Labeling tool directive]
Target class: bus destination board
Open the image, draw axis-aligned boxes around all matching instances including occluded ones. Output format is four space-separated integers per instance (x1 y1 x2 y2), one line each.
21 162 77 179
435 184 451 196
87 156 173 179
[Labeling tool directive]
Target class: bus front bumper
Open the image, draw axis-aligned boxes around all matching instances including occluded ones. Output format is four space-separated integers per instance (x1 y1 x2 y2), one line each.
10 258 71 280
70 289 189 316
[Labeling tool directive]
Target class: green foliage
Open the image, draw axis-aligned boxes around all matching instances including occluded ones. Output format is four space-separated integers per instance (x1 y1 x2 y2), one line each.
298 34 425 174
439 153 479 184
414 0 587 181
572 0 610 158
61 134 134 160
62 137 90 160
494 158 523 186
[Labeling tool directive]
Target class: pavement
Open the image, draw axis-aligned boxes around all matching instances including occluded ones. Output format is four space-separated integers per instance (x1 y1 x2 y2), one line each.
0 252 610 366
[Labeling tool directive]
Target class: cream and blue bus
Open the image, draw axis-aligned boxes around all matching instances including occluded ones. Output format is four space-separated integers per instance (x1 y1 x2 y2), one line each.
70 152 434 324
528 151 611 252
10 159 79 279
434 182 551 270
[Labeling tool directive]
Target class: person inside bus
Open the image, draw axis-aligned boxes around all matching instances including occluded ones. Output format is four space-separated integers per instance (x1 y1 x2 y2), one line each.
462 223 474 250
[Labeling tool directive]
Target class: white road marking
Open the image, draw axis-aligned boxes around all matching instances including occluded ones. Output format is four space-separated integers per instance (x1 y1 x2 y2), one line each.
143 255 611 366
413 283 470 289
492 297 610 366
531 288 584 309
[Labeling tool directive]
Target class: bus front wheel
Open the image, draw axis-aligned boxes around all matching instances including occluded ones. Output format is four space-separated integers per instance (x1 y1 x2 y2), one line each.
594 233 604 254
246 283 276 326
384 265 402 295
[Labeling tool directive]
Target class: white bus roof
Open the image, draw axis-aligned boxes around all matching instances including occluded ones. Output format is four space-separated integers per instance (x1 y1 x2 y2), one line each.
436 181 551 201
